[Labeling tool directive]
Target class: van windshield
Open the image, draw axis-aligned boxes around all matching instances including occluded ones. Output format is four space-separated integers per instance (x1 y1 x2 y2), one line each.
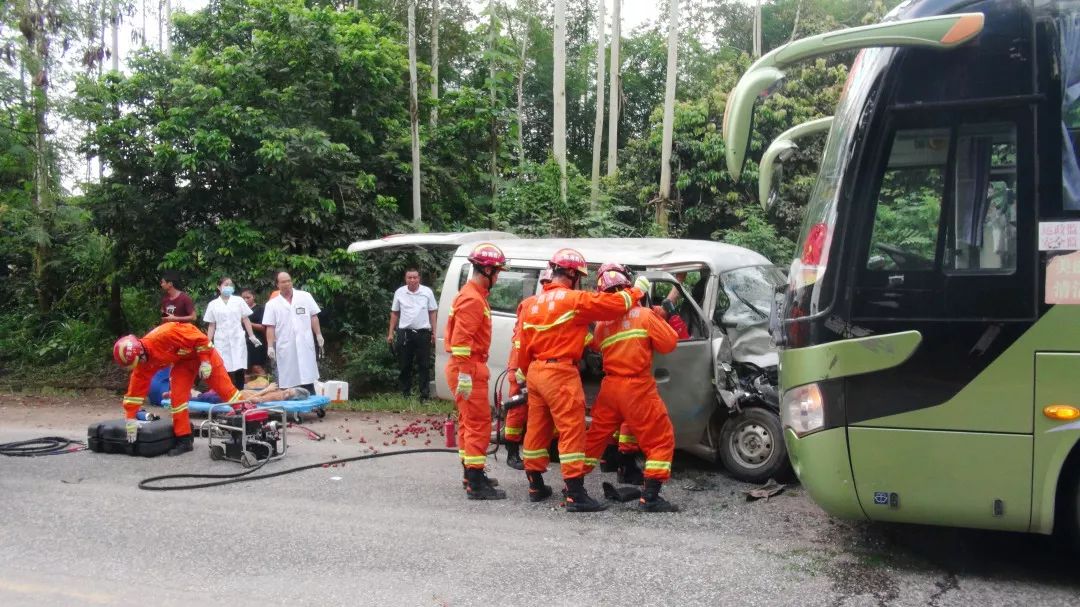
720 265 785 327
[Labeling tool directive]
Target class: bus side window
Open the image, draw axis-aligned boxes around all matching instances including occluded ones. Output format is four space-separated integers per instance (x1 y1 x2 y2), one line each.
946 123 1017 272
1062 14 1079 209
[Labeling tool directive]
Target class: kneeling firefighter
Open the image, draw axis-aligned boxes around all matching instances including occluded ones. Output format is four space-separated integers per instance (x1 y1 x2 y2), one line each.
112 322 243 456
517 248 644 512
445 243 507 500
583 263 680 512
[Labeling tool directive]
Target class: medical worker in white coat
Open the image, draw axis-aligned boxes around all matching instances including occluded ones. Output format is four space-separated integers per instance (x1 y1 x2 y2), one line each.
264 271 325 392
204 277 262 389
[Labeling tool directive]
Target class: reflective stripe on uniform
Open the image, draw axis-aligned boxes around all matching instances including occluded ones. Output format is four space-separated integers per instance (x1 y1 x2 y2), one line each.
522 448 549 459
226 391 243 404
559 452 586 463
619 290 633 309
644 460 671 471
461 455 487 466
523 310 577 332
458 449 466 459
618 434 638 445
513 340 521 349
600 328 649 350
583 457 600 467
504 426 523 438
171 404 188 414
451 346 471 357
195 345 213 352
122 396 143 405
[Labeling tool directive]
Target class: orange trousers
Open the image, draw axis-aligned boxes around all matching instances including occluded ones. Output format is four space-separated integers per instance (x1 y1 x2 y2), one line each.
522 360 588 479
446 360 491 470
126 351 239 438
584 375 674 481
504 377 527 444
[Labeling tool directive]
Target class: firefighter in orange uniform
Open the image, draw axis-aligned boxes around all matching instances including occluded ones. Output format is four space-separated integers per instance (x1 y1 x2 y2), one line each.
112 322 243 456
517 249 644 511
582 264 680 512
446 243 507 500
502 268 553 470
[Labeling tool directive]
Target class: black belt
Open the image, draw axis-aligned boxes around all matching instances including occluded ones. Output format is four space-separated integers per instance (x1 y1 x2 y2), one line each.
398 328 431 333
543 358 578 365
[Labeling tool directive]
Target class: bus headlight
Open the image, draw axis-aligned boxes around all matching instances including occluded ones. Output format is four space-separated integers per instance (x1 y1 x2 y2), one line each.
781 383 824 437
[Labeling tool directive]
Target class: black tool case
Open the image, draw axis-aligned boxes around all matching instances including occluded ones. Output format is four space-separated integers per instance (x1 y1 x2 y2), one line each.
87 418 177 457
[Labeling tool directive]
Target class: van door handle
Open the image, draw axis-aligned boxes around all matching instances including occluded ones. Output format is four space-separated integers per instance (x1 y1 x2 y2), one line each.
654 368 671 383
888 274 905 287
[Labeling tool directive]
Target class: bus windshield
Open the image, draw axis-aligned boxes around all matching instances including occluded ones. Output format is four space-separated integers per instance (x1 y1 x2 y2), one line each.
789 47 894 314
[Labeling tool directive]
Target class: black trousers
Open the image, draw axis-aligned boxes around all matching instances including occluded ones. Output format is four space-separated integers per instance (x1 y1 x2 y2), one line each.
397 328 432 398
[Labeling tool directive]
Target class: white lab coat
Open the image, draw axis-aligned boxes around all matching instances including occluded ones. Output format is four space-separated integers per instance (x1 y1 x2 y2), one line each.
263 289 321 388
203 296 253 372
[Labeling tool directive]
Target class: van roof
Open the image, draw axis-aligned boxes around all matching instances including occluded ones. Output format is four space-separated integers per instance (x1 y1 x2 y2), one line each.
456 238 773 274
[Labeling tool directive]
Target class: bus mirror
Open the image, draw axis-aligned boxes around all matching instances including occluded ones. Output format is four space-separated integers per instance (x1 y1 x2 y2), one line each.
758 117 833 210
723 13 985 182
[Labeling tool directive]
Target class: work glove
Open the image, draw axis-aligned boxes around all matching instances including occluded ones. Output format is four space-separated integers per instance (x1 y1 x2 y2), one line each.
267 346 276 360
248 333 262 347
514 368 526 389
456 373 473 400
633 276 651 293
198 361 212 380
126 419 138 443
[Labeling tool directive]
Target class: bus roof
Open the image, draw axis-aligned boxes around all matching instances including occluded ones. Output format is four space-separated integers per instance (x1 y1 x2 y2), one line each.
453 238 774 274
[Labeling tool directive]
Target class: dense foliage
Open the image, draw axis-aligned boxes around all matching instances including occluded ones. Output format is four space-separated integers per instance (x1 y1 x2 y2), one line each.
0 0 885 388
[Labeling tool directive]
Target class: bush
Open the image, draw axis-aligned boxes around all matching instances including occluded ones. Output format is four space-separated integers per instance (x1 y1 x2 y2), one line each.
339 335 400 394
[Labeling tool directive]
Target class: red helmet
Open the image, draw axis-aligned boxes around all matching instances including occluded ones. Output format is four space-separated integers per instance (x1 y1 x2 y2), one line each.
549 248 588 276
467 243 507 269
113 335 145 369
596 263 632 292
538 268 553 284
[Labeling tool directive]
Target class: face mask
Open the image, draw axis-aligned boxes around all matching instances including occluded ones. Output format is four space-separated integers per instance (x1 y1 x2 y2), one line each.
221 286 234 296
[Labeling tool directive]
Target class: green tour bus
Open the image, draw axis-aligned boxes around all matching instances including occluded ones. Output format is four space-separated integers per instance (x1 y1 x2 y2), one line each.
724 0 1080 537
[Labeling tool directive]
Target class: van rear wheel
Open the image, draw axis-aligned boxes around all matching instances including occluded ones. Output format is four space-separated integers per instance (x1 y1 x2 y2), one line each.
719 407 789 484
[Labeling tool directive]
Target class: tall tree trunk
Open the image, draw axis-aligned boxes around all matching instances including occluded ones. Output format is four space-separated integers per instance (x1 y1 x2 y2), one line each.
408 0 422 224
753 0 762 57
20 1 56 312
605 0 620 176
488 1 497 205
789 0 803 43
657 0 679 234
553 0 567 206
111 0 120 71
430 0 439 130
589 0 606 209
164 0 172 53
157 0 163 51
141 0 147 46
515 21 528 170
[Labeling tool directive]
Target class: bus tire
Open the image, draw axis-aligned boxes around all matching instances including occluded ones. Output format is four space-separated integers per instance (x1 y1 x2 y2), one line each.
1062 464 1080 551
719 407 789 484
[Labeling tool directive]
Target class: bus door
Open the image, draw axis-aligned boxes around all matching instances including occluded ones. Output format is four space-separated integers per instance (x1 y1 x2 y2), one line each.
842 108 1037 531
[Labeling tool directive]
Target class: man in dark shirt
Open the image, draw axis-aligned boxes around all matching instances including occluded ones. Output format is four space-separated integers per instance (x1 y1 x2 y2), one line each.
160 271 196 324
241 288 268 374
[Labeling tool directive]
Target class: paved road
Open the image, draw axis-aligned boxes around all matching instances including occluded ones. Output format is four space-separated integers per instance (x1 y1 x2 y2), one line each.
1 403 1079 606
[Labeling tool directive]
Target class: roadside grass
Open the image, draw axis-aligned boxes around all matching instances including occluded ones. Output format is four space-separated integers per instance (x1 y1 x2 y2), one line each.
330 393 455 415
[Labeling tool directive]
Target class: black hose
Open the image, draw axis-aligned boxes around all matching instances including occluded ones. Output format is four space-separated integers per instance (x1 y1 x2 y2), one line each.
0 437 85 457
138 447 460 491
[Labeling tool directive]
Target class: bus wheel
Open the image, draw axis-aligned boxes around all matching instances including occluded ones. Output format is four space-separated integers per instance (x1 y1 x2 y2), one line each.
719 407 789 484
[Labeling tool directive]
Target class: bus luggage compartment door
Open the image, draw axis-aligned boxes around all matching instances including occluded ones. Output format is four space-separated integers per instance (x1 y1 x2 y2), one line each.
848 427 1031 531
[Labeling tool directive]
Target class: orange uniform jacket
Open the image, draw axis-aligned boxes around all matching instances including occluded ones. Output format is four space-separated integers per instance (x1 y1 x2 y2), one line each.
590 305 679 375
517 284 643 371
123 322 215 404
445 280 492 371
507 295 535 378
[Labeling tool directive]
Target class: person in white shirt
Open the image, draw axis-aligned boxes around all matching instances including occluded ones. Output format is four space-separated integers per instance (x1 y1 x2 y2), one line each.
264 271 325 392
203 277 262 389
386 268 438 400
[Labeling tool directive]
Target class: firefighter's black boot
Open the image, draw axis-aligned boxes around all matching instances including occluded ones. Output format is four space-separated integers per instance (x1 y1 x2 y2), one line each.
639 479 679 513
167 434 193 457
527 471 553 502
563 477 607 512
599 443 620 472
505 442 525 470
461 463 498 490
465 468 507 500
616 451 644 486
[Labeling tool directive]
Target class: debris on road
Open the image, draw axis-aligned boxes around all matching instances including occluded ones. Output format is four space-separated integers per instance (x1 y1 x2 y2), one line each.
743 479 785 502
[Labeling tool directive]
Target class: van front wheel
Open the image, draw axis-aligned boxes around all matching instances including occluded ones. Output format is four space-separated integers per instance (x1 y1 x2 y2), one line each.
719 407 789 484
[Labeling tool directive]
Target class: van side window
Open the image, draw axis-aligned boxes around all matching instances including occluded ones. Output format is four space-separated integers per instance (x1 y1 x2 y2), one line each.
488 268 540 314
865 128 949 271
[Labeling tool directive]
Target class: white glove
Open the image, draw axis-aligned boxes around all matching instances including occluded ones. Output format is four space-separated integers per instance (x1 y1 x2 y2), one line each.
633 276 651 292
126 419 138 443
198 361 212 380
248 334 262 347
456 373 473 400
514 368 526 387
267 346 276 360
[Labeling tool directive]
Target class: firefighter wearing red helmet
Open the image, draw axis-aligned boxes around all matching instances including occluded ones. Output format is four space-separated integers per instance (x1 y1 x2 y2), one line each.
445 242 507 499
502 268 553 470
112 322 243 455
516 248 645 511
583 262 680 512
